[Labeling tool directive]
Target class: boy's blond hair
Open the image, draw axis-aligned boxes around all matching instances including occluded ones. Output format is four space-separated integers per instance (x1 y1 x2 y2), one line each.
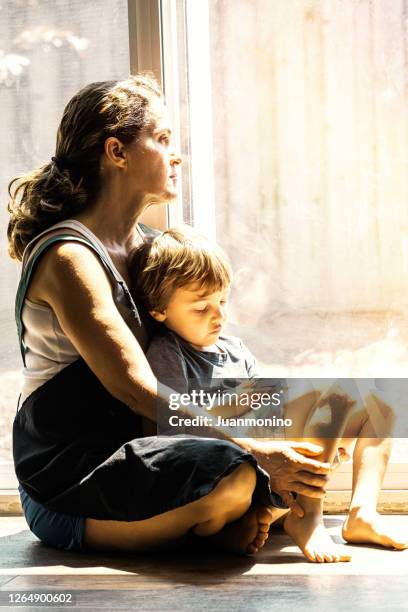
129 227 232 312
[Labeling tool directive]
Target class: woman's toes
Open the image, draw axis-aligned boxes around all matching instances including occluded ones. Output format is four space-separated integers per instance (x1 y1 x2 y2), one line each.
257 506 274 525
247 543 258 554
254 534 268 548
255 530 269 544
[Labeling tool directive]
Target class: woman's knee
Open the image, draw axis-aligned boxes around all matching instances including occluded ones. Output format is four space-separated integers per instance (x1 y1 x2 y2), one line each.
83 462 257 552
199 460 257 518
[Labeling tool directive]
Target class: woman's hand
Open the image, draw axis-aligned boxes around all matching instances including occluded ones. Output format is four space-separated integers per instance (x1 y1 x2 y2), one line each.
244 439 331 517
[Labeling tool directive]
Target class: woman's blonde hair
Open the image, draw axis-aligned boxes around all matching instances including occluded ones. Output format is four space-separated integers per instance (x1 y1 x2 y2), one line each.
7 74 162 261
129 227 232 312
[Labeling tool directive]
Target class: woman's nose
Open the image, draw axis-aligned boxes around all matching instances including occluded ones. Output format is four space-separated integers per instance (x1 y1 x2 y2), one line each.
170 150 182 166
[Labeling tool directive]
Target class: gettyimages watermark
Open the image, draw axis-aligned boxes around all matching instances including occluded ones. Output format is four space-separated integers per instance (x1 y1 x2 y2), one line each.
155 378 408 439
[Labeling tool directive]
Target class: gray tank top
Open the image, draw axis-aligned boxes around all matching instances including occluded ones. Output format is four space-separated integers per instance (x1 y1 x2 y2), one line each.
17 220 147 404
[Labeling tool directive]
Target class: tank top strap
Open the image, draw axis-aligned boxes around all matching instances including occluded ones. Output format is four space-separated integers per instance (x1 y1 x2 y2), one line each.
15 221 146 366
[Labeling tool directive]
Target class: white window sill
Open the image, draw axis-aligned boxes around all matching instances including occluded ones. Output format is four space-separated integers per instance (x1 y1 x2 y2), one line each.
1 489 407 516
1 462 408 515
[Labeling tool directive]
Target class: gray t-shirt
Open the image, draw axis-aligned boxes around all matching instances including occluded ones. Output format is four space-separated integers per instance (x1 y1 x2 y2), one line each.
146 331 284 440
146 331 259 393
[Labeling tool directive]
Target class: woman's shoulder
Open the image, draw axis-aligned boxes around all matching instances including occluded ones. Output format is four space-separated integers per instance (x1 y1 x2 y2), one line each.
23 219 97 263
39 240 102 273
23 219 122 302
25 239 111 306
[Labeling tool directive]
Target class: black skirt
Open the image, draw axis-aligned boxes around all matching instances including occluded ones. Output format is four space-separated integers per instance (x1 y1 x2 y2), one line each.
13 358 285 521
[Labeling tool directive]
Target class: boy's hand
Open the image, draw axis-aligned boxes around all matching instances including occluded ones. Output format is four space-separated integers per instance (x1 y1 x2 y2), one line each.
208 379 260 418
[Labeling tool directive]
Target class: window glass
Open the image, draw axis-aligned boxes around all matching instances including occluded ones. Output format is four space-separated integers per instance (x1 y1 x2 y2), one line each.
166 0 408 462
0 0 129 471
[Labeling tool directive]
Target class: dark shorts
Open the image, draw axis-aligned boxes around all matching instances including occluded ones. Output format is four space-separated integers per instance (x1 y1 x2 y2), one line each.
19 485 86 552
18 439 287 553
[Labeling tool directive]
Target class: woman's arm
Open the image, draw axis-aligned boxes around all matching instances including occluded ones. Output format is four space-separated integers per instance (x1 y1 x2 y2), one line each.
28 241 159 418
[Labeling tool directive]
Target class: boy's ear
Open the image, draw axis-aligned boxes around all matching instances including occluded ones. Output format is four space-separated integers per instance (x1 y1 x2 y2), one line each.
149 309 167 322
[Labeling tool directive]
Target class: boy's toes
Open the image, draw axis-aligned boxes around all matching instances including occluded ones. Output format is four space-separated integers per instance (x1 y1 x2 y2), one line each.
254 532 268 548
303 546 317 562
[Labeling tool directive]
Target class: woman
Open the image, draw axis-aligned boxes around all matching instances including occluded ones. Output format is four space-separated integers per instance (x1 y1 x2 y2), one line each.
8 75 333 557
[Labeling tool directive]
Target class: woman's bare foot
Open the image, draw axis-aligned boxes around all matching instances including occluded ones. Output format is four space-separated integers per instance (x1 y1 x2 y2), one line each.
284 510 352 563
342 509 408 550
206 505 274 555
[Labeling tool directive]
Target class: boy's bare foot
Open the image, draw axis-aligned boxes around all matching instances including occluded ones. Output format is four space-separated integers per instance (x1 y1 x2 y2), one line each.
284 510 352 563
207 505 274 555
342 509 408 550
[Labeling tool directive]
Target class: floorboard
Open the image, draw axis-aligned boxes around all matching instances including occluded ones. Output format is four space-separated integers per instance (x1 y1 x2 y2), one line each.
0 515 407 611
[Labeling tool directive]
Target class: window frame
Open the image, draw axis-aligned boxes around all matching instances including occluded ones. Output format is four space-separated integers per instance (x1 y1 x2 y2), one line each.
127 0 169 231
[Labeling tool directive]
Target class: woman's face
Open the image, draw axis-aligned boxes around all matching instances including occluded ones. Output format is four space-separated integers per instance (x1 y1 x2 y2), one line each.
126 98 181 203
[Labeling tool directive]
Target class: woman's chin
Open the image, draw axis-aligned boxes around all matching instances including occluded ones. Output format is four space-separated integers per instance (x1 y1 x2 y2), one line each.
150 190 178 205
165 187 178 201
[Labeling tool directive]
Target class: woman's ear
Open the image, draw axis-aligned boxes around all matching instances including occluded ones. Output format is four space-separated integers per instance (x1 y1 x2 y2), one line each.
104 137 126 168
150 309 167 322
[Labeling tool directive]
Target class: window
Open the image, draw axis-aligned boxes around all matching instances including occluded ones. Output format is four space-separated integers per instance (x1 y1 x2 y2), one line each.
159 0 408 494
2 0 407 498
0 0 130 487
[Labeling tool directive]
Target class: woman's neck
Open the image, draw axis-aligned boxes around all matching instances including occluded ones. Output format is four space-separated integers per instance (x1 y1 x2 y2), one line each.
72 190 150 254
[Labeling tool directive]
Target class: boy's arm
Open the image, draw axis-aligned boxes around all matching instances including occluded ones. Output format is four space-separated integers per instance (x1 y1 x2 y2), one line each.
206 339 260 418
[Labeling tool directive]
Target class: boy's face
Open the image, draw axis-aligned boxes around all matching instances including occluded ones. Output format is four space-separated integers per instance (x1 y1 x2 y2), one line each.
151 283 230 350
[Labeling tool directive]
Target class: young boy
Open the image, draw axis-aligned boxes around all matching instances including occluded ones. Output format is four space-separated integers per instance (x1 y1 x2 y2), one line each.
128 226 407 561
128 226 351 561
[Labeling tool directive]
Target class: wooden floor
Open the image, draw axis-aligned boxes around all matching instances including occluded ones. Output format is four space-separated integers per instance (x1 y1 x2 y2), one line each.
0 515 407 611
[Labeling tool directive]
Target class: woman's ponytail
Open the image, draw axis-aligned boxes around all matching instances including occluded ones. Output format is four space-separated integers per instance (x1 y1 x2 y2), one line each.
7 159 88 260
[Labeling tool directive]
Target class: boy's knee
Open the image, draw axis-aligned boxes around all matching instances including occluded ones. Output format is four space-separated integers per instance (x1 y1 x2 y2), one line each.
361 393 396 437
